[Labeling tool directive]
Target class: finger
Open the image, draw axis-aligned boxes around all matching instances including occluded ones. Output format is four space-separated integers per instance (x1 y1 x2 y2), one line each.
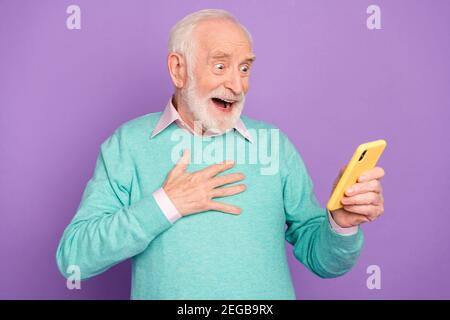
341 192 383 206
210 172 246 188
170 149 191 177
342 204 379 216
346 213 371 225
200 160 235 178
358 166 385 182
210 184 246 198
344 205 383 222
345 179 382 196
208 200 241 215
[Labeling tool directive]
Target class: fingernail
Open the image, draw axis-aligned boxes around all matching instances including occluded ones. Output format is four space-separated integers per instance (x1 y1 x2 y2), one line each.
359 175 366 181
347 187 354 194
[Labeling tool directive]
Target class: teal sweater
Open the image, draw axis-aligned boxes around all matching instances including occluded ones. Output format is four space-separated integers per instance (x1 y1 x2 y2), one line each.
56 112 364 299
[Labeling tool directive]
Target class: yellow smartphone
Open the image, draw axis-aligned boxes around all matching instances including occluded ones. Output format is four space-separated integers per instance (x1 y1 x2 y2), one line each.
327 139 387 211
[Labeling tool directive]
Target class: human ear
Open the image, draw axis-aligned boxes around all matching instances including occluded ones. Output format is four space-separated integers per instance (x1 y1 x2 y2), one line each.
167 53 187 88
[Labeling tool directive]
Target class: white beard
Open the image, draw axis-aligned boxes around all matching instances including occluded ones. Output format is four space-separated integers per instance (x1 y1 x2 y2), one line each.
181 76 245 134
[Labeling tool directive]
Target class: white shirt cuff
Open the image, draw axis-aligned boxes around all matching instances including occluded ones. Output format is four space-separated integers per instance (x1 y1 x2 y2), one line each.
152 187 183 224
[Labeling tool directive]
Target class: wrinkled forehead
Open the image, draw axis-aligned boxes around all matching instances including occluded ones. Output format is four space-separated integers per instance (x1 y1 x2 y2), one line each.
193 19 253 59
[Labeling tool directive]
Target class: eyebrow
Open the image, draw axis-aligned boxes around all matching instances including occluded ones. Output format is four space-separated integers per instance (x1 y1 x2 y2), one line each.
244 54 256 64
210 51 231 59
209 51 256 64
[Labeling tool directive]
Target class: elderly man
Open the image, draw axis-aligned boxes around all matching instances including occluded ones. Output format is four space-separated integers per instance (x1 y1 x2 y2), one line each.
56 9 385 299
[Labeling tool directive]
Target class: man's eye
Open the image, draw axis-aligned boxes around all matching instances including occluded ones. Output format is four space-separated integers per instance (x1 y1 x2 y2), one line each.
240 64 250 73
215 63 225 71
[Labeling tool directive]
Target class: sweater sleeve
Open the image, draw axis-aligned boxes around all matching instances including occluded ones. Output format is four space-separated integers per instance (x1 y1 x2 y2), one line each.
281 135 364 278
56 130 173 280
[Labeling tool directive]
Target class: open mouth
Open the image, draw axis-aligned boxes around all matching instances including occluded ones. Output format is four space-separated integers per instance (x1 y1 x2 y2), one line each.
211 97 235 112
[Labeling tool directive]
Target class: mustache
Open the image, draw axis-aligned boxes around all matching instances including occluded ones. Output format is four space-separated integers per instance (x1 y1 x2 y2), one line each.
206 87 245 102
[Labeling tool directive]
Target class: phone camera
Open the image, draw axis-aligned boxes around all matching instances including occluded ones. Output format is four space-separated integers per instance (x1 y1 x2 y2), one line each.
358 150 367 161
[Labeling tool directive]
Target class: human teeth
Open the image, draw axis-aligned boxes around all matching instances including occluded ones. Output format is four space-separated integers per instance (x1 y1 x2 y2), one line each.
212 97 234 109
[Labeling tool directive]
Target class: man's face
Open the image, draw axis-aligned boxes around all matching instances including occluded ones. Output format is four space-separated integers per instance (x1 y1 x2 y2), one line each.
182 19 256 133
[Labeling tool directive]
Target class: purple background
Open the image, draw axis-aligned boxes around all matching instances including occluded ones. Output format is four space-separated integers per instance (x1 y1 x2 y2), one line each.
1 0 449 299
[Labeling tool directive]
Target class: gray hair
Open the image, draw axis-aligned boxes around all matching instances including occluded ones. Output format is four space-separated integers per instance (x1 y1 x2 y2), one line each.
168 9 253 74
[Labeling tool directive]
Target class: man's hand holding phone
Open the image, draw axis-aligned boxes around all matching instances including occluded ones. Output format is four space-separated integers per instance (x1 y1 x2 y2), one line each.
330 165 385 228
327 139 387 228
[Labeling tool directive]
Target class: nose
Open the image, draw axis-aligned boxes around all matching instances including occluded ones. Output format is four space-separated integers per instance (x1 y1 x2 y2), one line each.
224 67 243 96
